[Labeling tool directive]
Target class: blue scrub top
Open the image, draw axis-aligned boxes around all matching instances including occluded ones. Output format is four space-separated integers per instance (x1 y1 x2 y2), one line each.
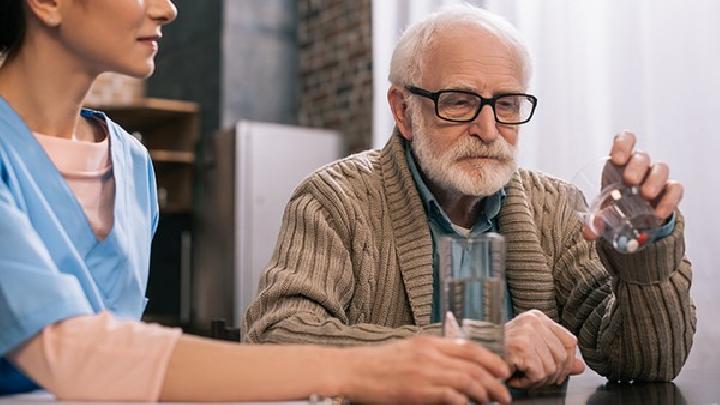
0 98 159 394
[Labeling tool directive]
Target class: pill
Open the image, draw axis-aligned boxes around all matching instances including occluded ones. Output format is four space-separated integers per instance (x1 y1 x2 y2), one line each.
626 239 639 253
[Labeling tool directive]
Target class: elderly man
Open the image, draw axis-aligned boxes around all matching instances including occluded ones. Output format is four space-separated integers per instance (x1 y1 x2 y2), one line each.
245 5 695 388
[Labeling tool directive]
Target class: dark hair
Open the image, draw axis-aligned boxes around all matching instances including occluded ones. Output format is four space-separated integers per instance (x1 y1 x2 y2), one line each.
0 0 26 58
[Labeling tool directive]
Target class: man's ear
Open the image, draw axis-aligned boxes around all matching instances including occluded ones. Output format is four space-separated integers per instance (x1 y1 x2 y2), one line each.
25 0 64 27
387 86 413 141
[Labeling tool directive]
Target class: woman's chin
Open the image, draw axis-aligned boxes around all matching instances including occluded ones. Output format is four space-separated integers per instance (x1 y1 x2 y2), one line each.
115 61 155 79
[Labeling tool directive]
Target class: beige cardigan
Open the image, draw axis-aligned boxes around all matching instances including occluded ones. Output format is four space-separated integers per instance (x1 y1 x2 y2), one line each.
244 132 696 382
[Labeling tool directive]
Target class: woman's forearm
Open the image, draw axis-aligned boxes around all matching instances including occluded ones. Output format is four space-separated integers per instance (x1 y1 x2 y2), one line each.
160 334 349 402
14 318 510 403
10 313 181 401
12 315 348 402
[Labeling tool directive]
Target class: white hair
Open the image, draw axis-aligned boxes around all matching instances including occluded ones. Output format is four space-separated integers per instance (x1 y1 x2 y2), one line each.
388 4 532 88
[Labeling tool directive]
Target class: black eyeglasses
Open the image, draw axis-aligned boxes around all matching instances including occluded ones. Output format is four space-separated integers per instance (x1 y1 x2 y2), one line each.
406 86 538 125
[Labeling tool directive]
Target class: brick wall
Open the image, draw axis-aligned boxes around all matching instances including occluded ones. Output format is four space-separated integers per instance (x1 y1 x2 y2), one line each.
297 0 373 155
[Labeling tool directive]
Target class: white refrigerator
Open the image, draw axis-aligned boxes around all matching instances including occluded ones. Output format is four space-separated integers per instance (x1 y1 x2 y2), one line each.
193 121 343 331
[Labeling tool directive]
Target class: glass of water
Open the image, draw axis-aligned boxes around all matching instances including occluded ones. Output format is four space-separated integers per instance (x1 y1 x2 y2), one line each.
440 233 507 358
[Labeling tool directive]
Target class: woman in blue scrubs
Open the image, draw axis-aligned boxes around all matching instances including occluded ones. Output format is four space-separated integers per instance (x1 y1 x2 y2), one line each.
0 0 511 403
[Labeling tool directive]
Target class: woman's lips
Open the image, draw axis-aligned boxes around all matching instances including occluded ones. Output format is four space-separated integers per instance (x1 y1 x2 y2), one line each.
137 35 161 52
137 39 158 52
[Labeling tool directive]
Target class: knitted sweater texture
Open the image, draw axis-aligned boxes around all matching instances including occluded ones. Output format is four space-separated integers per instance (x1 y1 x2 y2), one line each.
244 133 696 382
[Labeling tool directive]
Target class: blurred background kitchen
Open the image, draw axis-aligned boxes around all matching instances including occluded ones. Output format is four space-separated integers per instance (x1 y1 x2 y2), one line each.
85 0 719 372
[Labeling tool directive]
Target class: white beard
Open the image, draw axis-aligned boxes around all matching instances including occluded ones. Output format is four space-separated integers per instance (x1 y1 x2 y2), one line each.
409 115 518 197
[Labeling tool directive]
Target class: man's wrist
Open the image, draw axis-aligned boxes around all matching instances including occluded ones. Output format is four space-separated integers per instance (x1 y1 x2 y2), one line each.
651 211 676 242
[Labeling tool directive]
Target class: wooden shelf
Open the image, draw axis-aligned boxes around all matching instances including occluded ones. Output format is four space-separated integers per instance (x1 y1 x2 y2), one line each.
87 98 199 216
87 98 199 114
85 99 200 149
150 150 195 163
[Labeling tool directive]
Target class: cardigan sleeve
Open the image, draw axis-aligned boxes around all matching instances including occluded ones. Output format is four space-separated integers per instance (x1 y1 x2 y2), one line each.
243 188 422 345
551 182 696 382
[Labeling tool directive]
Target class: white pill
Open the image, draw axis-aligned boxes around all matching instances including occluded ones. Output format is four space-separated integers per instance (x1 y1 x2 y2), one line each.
626 239 639 252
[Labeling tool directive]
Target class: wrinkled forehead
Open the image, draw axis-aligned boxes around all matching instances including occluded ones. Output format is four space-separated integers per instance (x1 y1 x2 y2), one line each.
420 24 526 91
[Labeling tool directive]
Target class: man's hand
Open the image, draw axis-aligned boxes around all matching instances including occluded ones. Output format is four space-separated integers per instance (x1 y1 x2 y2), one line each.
584 130 684 240
505 310 585 389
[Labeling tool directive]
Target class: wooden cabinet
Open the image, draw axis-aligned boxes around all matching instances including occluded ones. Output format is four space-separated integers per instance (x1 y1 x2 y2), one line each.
93 98 199 214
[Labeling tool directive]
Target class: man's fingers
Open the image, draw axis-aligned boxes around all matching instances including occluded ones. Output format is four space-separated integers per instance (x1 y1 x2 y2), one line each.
536 327 567 378
523 352 547 384
506 311 584 389
654 181 683 221
623 151 651 185
507 348 544 384
533 342 556 382
641 162 669 200
540 316 577 351
538 317 578 383
610 130 637 165
550 346 575 385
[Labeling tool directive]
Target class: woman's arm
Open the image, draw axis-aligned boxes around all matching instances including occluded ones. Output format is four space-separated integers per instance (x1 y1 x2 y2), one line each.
11 311 511 403
161 334 512 404
9 312 180 401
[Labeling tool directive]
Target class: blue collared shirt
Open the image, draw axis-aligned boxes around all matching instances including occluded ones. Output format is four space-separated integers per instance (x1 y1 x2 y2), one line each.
404 143 513 323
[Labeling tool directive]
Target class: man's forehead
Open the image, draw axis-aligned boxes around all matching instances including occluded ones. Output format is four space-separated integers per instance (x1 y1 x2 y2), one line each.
421 56 525 93
436 78 523 93
422 26 525 91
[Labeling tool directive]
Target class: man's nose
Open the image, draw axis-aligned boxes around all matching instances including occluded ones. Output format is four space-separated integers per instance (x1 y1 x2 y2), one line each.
468 104 499 142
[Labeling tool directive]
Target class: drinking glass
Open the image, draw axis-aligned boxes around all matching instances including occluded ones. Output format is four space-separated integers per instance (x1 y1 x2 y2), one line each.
440 233 507 357
572 157 661 253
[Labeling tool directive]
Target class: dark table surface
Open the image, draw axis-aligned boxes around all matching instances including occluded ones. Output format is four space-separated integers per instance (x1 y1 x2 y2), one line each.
1 367 717 404
515 358 720 404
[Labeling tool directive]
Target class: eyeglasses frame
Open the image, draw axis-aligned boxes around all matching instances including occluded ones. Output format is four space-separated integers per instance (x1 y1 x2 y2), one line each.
405 85 538 125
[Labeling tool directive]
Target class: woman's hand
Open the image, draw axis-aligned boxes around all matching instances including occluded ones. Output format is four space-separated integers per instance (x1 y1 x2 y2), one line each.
339 335 511 404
